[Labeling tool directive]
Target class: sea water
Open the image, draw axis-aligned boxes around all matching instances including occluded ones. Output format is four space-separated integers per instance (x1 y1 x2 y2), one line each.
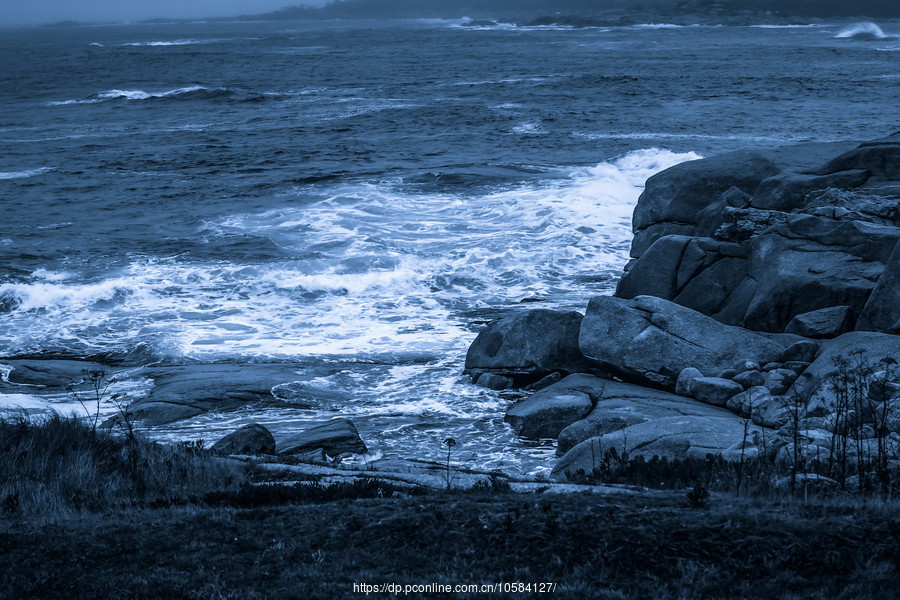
1 18 898 475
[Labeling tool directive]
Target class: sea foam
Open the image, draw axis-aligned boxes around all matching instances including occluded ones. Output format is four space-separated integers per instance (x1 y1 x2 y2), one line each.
835 22 897 41
0 148 699 363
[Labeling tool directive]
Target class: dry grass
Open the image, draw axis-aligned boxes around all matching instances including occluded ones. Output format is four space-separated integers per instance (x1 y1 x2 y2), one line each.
0 414 248 518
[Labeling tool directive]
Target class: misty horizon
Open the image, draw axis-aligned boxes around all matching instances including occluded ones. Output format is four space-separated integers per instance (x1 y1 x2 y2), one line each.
4 0 900 28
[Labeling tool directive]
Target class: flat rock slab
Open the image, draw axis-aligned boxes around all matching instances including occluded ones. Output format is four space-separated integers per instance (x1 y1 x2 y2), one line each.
555 376 743 455
553 415 761 482
1 359 114 388
579 295 784 388
126 364 309 426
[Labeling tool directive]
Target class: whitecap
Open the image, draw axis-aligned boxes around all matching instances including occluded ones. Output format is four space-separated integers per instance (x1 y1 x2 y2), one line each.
120 39 206 47
835 22 897 41
0 167 53 180
750 24 824 29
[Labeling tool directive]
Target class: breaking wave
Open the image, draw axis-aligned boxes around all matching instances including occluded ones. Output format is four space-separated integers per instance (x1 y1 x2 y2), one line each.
47 86 280 106
835 22 897 41
0 149 699 361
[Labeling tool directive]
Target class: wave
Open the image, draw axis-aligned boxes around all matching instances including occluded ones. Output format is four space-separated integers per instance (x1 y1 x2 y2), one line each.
0 148 699 362
630 23 698 30
835 22 897 41
750 24 824 29
0 167 52 180
47 86 279 106
120 39 210 47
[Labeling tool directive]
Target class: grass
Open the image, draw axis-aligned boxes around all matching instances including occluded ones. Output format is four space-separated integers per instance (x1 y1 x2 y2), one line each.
0 414 248 518
1 491 898 599
2 416 899 598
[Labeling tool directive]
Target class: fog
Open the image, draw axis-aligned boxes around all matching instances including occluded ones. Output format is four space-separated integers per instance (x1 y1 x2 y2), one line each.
0 1 326 26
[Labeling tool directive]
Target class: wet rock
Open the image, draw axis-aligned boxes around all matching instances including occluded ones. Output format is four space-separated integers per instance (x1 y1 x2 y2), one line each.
475 373 513 390
211 424 277 455
464 309 592 381
125 364 304 426
783 361 812 374
732 359 761 373
505 386 593 439
630 150 781 257
579 295 784 388
278 418 367 457
3 359 111 388
617 137 900 333
784 306 854 339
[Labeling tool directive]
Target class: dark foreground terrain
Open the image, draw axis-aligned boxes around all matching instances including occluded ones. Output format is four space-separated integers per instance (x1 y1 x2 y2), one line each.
2 489 898 600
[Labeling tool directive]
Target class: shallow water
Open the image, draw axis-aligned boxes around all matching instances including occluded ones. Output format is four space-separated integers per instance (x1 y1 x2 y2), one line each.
1 18 899 474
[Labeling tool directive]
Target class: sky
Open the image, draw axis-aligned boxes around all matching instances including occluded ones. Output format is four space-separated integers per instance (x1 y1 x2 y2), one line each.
0 1 327 26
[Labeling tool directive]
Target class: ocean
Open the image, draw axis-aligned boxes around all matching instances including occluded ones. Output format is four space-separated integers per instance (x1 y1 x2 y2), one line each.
1 17 898 475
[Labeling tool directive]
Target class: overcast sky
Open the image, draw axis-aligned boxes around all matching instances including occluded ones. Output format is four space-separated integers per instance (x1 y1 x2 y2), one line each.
0 1 327 26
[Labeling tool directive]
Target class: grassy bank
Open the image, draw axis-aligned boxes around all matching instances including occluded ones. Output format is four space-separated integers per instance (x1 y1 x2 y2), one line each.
2 491 898 599
0 414 248 518
1 417 898 599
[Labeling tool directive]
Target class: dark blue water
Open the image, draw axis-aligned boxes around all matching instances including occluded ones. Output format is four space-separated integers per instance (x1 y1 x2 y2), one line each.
1 18 898 474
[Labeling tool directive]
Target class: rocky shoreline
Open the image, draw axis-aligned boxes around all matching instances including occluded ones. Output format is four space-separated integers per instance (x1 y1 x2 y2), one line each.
466 133 900 485
2 134 899 488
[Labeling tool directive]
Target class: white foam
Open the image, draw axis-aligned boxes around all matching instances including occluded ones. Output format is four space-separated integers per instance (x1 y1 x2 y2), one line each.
750 24 824 29
630 23 692 29
120 39 207 47
0 394 49 412
835 22 894 40
0 149 699 362
0 167 52 180
48 86 214 106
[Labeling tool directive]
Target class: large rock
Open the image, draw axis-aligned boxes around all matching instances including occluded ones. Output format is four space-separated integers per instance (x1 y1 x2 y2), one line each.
211 424 277 455
579 295 784 388
785 306 854 338
505 390 593 440
553 415 761 481
738 216 898 331
630 151 781 257
616 136 900 333
857 239 900 333
278 418 367 457
555 377 741 455
816 135 900 180
464 309 592 381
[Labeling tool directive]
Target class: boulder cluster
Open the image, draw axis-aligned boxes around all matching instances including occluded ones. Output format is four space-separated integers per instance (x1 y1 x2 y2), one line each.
465 134 900 484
